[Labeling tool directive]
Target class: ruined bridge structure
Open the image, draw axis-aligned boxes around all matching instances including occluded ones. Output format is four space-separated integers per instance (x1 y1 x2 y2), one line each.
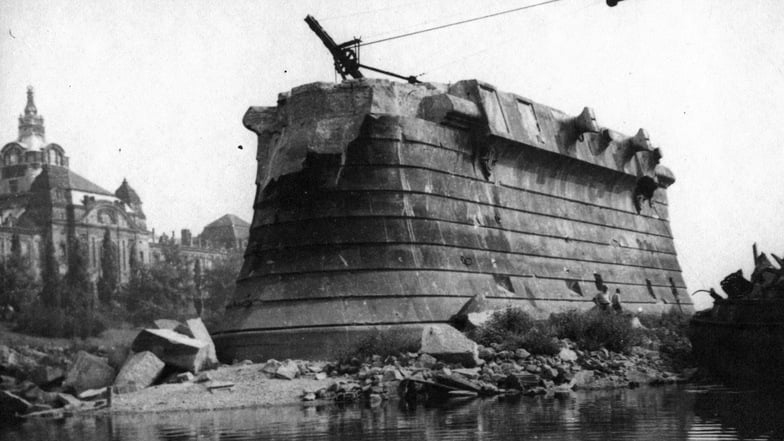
212 79 691 361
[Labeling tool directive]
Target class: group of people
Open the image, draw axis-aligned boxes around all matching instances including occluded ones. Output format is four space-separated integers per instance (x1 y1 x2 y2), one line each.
591 273 623 313
0 304 15 321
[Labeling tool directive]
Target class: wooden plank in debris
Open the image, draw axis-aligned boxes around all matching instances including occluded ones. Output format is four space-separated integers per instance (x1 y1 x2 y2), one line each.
207 381 235 391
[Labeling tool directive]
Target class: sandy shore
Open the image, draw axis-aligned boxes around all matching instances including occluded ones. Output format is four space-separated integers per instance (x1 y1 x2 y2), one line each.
109 363 337 414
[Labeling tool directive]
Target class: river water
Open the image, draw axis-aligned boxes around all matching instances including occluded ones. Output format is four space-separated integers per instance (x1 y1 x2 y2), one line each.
2 384 783 440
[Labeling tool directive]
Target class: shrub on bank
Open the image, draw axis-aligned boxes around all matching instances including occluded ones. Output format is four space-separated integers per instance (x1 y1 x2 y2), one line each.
638 309 693 362
550 309 642 353
469 307 535 346
469 307 645 355
469 308 560 355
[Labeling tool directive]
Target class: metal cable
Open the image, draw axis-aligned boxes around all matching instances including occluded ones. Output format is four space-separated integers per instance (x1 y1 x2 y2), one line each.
359 0 568 47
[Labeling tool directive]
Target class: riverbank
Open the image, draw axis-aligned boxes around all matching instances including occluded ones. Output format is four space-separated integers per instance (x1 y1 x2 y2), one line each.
1 308 697 418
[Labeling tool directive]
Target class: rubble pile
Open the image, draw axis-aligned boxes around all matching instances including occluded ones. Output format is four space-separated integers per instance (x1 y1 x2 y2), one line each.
716 246 784 300
0 317 218 420
296 333 696 406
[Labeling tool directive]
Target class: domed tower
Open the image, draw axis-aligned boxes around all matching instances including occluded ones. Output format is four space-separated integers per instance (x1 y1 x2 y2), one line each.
18 86 46 150
115 178 146 230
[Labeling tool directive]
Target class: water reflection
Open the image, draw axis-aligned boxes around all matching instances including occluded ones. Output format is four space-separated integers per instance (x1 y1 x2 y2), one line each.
690 386 784 440
2 385 783 440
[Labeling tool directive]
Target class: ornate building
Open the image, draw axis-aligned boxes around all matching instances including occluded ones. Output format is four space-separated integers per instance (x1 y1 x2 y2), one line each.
0 87 249 287
0 87 151 283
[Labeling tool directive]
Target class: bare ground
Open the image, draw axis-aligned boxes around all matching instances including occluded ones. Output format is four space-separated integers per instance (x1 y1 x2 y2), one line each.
109 363 335 414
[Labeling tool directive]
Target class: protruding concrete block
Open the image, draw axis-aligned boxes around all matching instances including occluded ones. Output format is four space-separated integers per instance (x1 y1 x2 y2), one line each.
420 324 480 367
153 319 194 338
131 329 208 373
185 318 218 369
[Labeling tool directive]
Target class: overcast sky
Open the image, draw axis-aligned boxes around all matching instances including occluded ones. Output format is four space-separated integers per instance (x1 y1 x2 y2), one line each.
1 0 783 310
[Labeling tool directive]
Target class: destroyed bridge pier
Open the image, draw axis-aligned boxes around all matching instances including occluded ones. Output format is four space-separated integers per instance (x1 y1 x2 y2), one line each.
212 78 690 361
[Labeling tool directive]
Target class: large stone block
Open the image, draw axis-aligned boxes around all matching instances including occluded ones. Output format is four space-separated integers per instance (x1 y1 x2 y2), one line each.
185 318 218 369
131 328 208 373
154 319 193 337
114 351 165 390
62 351 115 395
31 365 65 386
420 324 480 367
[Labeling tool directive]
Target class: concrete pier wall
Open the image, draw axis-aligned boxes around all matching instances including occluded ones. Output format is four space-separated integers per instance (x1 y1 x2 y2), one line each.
213 79 690 361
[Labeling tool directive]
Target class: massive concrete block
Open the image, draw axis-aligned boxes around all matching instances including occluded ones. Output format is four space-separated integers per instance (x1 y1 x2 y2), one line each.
213 78 690 361
131 329 208 373
185 318 218 369
420 324 481 367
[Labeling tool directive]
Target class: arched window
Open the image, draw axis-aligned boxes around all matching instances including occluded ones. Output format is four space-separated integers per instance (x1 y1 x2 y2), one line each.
6 151 19 165
46 147 64 166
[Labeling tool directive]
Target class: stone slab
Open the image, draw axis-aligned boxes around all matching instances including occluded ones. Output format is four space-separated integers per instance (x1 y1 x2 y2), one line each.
114 351 165 389
62 351 115 395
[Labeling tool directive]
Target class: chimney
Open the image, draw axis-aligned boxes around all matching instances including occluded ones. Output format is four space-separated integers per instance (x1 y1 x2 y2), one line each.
181 229 192 247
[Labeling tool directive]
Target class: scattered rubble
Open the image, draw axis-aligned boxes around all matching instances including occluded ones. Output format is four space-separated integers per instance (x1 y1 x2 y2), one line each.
0 316 232 420
0 314 697 418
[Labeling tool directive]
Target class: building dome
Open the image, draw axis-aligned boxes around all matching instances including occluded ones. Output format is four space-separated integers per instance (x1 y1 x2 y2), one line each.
115 178 142 206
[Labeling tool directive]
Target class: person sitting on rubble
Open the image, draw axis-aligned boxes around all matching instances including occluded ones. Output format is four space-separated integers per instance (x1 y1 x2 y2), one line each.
1 304 14 321
593 286 611 312
611 289 623 313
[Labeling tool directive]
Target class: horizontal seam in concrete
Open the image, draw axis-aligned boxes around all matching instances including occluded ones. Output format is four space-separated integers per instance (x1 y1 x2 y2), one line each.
256 189 673 240
212 321 449 336
356 133 670 208
235 294 692 306
250 215 679 256
246 241 682 273
236 267 686 289
345 141 670 211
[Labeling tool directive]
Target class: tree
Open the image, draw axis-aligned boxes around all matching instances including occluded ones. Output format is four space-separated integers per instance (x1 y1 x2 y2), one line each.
128 239 139 276
65 237 97 338
121 237 192 323
0 234 38 311
202 251 243 325
39 235 61 308
193 258 203 317
64 238 91 307
97 229 119 304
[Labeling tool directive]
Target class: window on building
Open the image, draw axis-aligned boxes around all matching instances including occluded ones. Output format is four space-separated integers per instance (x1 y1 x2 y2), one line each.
9 180 18 194
6 151 19 165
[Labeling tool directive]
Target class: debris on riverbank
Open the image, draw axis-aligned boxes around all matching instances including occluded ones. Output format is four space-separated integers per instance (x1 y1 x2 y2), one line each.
0 308 696 418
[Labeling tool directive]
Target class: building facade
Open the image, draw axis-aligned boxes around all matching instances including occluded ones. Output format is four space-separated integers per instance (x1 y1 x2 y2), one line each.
0 87 151 283
1 87 249 287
